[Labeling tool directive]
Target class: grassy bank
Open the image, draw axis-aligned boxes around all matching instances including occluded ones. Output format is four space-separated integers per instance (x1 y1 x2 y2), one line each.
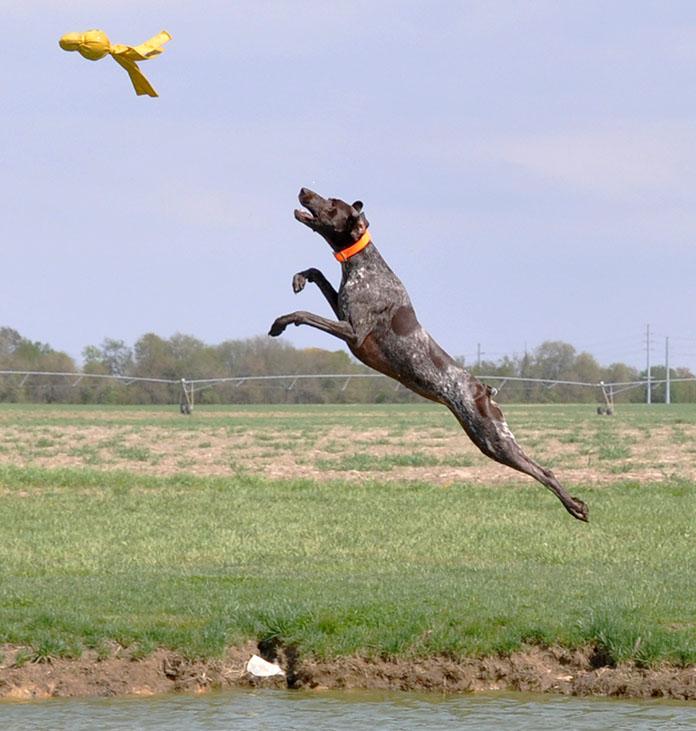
0 461 694 668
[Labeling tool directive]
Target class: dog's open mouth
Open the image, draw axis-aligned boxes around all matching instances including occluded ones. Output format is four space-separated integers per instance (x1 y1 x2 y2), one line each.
294 207 315 226
295 188 326 228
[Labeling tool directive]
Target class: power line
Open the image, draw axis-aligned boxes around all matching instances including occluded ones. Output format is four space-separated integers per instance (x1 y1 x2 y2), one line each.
646 323 651 405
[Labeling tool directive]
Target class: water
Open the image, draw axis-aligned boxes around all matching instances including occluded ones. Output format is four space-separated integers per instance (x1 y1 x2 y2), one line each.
1 690 695 731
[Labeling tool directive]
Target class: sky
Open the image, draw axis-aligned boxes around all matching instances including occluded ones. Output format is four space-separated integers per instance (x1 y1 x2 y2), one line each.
2 1 696 373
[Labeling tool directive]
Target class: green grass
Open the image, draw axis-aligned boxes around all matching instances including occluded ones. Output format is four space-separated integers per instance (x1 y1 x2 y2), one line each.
68 445 103 465
597 445 632 461
0 402 694 667
317 452 474 471
0 462 694 666
112 445 153 462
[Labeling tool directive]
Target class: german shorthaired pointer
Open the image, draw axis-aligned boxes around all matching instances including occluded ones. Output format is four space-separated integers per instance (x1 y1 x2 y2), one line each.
269 188 588 522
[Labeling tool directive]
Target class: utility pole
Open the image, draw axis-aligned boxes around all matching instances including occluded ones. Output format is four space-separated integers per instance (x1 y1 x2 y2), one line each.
646 324 651 404
665 336 671 405
477 343 483 369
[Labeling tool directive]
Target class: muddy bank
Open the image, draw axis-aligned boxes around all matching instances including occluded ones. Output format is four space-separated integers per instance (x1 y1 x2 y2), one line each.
0 644 694 702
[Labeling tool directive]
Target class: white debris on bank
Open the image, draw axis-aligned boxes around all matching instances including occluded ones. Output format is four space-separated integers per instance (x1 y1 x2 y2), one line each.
245 654 285 678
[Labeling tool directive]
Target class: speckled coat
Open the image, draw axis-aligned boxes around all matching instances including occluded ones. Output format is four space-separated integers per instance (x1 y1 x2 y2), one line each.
270 189 588 522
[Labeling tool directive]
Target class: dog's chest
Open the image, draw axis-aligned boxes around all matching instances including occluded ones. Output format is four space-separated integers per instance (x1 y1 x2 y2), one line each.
338 261 408 324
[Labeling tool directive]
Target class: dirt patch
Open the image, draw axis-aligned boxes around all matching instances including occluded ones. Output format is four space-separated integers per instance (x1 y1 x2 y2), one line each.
2 406 696 486
0 644 694 701
296 649 696 700
3 420 695 486
0 643 260 701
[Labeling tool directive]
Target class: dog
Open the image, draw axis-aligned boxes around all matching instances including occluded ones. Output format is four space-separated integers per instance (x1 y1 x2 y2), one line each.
269 188 588 522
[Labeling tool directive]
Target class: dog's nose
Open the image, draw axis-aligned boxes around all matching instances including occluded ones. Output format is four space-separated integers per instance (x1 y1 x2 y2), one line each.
298 187 315 202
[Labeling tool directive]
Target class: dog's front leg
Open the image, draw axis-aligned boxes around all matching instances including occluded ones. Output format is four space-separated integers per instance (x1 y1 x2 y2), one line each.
292 268 339 316
269 310 356 345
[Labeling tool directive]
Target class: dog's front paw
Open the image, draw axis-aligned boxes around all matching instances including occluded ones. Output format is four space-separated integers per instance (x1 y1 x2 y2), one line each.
292 273 307 294
268 317 289 337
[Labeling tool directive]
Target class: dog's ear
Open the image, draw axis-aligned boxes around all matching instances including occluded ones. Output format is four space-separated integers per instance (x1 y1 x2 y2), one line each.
351 201 364 215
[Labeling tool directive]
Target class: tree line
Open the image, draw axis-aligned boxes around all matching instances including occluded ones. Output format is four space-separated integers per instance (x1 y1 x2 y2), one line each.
1 326 694 405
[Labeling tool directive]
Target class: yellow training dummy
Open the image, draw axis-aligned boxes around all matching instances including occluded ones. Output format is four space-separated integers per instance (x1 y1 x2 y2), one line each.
59 30 172 97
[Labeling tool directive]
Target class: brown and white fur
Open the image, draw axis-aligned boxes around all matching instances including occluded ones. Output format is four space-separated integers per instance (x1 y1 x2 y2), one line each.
270 188 588 521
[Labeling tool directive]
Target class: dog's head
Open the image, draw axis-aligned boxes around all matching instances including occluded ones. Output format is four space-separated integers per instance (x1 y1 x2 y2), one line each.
294 188 369 252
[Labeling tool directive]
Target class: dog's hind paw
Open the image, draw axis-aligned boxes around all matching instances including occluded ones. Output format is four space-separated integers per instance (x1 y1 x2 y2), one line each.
568 497 589 522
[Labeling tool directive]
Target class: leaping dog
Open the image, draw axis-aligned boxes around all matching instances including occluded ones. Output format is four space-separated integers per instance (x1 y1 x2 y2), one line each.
270 188 588 522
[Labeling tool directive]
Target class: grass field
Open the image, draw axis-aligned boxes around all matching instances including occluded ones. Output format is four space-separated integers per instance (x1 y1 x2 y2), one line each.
0 403 694 668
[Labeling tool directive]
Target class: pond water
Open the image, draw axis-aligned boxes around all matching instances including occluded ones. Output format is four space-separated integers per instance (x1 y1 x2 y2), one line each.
2 689 695 731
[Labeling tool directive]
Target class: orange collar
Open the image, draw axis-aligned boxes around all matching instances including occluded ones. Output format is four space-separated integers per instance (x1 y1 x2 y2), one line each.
334 230 371 263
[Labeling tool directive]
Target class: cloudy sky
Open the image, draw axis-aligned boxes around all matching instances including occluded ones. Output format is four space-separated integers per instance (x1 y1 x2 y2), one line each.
3 1 695 372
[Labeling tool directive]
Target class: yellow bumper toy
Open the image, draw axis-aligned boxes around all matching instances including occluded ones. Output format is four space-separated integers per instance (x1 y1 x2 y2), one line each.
59 30 172 97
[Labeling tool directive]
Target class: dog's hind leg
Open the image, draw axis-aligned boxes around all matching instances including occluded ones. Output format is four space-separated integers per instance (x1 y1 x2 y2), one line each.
447 384 589 522
269 310 357 345
488 431 588 522
292 269 339 316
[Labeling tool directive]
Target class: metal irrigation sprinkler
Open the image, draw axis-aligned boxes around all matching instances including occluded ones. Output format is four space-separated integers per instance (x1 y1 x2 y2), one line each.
597 381 614 416
179 378 194 415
